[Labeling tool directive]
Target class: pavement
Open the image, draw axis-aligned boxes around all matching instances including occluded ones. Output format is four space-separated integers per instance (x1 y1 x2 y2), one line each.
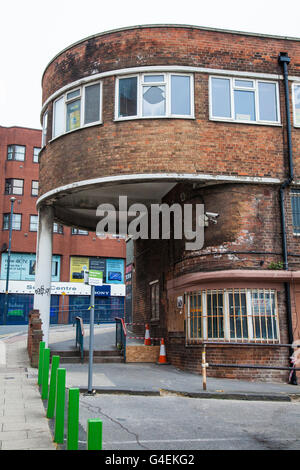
1 323 300 450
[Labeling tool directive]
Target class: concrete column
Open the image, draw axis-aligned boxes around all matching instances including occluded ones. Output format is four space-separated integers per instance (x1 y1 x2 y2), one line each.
33 205 54 346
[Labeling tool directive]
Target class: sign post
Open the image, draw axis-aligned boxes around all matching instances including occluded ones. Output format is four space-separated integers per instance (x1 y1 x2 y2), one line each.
86 270 103 395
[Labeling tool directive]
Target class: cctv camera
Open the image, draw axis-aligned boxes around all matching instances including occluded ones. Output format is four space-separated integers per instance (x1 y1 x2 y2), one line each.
205 212 219 218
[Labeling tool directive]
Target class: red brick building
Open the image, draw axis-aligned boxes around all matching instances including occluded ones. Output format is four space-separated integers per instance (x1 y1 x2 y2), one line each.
0 125 126 325
37 24 300 382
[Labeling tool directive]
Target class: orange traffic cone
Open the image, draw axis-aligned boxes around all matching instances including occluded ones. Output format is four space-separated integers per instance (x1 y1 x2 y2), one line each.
157 338 168 364
144 324 151 345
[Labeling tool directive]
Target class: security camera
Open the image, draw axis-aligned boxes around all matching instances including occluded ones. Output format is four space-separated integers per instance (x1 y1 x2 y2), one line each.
205 212 219 224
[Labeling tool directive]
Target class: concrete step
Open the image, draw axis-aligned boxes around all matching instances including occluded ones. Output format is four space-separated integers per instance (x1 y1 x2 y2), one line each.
51 349 124 364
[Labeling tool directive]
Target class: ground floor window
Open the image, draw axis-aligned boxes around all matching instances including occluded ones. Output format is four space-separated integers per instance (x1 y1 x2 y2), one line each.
186 288 279 343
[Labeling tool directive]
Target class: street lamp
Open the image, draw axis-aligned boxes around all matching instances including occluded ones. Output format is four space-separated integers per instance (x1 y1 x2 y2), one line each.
3 197 16 325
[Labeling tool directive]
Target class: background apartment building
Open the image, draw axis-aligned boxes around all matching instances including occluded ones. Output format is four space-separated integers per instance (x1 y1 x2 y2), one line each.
0 125 126 325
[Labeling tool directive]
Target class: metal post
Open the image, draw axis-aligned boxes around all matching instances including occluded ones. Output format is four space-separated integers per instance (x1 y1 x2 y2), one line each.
41 348 50 400
202 344 207 391
38 341 45 385
47 355 60 418
67 388 80 450
3 197 16 324
87 419 102 450
88 285 95 394
54 368 66 444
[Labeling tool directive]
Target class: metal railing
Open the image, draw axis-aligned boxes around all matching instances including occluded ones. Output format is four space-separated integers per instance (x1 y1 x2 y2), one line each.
75 316 84 363
115 317 127 362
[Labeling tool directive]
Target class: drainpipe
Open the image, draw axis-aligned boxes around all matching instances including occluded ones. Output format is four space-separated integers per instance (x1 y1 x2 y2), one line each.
278 52 297 384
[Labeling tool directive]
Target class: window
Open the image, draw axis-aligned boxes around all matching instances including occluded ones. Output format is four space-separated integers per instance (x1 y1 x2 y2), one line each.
71 228 88 235
210 76 280 124
42 111 48 147
116 73 194 120
292 83 300 127
186 289 279 343
33 147 41 163
3 213 21 231
7 145 25 161
150 281 159 320
29 215 38 231
53 223 64 234
5 179 23 195
31 181 39 197
52 82 102 138
291 189 300 234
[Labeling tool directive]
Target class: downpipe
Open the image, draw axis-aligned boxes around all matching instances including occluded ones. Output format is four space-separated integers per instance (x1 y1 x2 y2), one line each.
278 52 297 384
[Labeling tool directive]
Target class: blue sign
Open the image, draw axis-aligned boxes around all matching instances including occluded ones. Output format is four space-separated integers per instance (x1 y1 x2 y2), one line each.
95 285 111 297
1 253 61 282
105 259 124 284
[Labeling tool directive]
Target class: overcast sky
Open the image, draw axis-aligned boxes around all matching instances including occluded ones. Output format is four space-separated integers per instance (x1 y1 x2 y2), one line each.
1 0 300 130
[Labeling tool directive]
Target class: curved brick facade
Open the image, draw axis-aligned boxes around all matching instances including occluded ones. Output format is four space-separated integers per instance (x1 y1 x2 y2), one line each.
39 25 300 382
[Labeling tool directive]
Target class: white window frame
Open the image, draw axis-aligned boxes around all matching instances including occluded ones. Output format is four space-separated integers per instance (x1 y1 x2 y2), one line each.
209 76 281 125
29 215 39 232
115 72 194 121
52 81 102 139
292 82 300 128
186 289 280 343
42 111 48 147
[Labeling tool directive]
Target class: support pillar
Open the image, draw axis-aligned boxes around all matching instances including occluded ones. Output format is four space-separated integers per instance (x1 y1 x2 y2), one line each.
33 205 54 347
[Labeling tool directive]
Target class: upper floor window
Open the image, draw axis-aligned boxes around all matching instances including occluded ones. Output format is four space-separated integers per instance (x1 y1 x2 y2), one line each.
292 83 300 127
3 213 22 231
42 110 48 147
53 223 64 234
7 145 25 161
116 73 194 120
29 215 38 232
5 179 24 196
31 181 39 197
52 82 102 138
209 76 280 124
33 147 41 163
291 189 300 235
71 228 89 235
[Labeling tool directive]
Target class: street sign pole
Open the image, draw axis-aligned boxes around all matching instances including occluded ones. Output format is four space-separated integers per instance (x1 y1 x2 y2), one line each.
88 284 95 394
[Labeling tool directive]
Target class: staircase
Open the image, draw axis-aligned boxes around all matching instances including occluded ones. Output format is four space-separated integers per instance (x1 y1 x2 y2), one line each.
50 348 124 364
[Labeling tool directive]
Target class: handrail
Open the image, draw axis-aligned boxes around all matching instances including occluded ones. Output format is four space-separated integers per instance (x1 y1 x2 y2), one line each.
115 317 127 362
75 316 84 363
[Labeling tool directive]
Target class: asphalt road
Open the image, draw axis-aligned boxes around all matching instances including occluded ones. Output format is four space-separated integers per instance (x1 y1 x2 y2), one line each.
72 394 300 451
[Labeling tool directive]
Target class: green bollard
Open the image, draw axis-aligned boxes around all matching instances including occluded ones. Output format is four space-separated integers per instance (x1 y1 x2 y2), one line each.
54 368 66 444
67 388 80 450
38 341 45 385
87 419 103 450
41 348 50 400
46 355 60 419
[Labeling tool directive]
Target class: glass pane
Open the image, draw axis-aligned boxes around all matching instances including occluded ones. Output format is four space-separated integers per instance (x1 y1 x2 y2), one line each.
234 90 255 121
144 75 164 83
7 146 13 160
53 97 65 137
84 83 100 124
66 99 81 132
15 146 25 161
119 77 137 117
291 191 300 233
294 85 300 125
207 291 224 338
171 75 191 115
189 294 202 339
234 79 254 88
211 78 231 118
42 112 48 146
142 85 166 116
67 89 80 100
258 82 278 121
229 292 248 339
12 214 21 230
